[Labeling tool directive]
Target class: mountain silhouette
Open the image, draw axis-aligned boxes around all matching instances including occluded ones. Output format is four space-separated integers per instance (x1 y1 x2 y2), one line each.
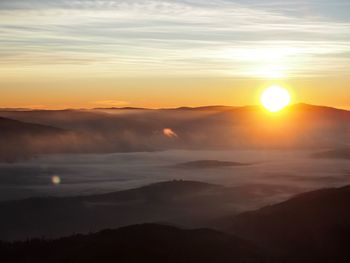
0 117 75 162
0 103 349 156
0 116 64 135
312 147 350 159
174 160 251 168
0 224 274 263
228 185 350 262
0 180 299 241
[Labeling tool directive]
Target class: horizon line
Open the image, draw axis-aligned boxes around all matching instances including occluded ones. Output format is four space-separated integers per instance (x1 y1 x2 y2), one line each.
0 103 349 112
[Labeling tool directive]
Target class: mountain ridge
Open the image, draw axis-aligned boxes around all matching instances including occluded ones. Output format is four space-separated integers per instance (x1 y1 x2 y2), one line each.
228 184 350 262
1 103 349 112
0 223 273 263
0 103 349 161
0 180 301 241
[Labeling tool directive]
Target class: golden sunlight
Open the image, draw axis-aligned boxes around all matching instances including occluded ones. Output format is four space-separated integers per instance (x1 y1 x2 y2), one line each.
261 85 291 112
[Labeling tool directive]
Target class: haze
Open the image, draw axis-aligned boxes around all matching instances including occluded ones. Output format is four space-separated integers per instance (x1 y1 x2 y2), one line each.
1 1 350 262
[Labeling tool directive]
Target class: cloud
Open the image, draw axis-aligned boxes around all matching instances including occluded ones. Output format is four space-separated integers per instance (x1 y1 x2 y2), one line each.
0 0 349 78
92 100 129 108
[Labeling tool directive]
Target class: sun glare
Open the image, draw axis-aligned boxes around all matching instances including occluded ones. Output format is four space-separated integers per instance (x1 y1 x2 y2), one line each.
261 86 291 112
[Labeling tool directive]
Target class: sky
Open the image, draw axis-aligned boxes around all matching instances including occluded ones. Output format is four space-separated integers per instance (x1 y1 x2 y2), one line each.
0 0 349 109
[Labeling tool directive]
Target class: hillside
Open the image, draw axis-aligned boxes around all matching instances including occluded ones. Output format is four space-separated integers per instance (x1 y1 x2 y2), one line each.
229 185 350 262
0 180 298 241
0 104 349 152
174 160 251 169
312 148 350 159
0 117 77 162
0 224 273 263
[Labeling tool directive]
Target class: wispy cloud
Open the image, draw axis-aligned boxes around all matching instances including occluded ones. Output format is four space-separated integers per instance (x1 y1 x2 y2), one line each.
92 100 129 108
0 0 349 78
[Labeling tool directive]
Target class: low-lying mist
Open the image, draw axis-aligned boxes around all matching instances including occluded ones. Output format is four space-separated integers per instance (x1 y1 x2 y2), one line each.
1 149 349 203
0 106 349 241
0 104 349 163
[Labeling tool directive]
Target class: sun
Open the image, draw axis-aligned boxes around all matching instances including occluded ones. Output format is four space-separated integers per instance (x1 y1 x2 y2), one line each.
261 86 291 112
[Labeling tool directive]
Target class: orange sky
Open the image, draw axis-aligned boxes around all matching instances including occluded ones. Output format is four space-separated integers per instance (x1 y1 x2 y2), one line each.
0 1 349 110
1 76 350 110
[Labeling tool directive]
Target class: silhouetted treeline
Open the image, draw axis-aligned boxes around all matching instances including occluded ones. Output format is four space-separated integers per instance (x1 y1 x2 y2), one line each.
0 224 274 263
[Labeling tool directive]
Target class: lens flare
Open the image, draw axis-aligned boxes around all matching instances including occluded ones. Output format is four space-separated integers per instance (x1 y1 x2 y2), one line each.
163 128 178 138
52 175 61 185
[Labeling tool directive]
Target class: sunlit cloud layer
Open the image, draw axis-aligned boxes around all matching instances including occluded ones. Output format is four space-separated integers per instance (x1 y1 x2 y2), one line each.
0 0 349 79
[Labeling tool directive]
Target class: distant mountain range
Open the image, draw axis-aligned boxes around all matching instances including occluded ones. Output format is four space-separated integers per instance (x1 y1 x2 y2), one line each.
174 160 252 168
0 116 64 136
0 117 76 162
0 103 349 161
0 180 300 241
312 147 350 159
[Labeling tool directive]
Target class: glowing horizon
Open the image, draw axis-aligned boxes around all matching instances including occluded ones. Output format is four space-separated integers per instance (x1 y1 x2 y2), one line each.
0 1 349 110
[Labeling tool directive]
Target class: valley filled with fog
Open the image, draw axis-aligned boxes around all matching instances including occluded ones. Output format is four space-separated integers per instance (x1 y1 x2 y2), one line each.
0 105 349 243
1 149 349 207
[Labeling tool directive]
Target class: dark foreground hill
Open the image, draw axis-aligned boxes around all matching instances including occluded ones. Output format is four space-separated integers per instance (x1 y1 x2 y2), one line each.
228 185 350 262
0 224 274 263
3 185 350 262
0 180 299 241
